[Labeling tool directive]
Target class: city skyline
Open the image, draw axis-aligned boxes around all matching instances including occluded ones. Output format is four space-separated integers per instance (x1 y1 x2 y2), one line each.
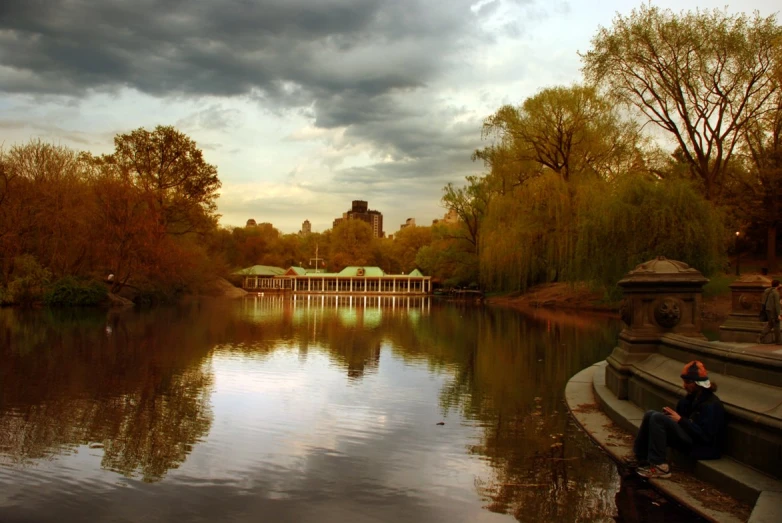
0 0 778 233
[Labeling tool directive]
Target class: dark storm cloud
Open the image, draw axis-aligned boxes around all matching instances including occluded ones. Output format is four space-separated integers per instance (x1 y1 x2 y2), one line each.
2 0 548 220
0 0 542 129
0 0 479 102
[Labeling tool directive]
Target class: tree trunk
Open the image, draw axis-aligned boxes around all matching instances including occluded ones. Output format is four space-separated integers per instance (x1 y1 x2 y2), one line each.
768 224 778 274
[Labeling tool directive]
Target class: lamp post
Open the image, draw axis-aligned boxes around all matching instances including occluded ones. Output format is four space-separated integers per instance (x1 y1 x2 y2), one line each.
735 231 741 276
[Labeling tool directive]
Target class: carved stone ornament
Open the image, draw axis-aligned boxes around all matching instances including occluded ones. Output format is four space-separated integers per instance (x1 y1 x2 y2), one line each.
619 298 633 326
654 297 682 328
738 294 754 310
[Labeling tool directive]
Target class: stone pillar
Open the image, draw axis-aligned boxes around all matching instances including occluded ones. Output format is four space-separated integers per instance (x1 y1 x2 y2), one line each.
719 275 770 342
606 256 708 399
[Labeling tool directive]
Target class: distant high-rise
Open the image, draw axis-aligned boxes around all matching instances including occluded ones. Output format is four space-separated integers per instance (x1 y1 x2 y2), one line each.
333 200 384 238
300 219 311 235
246 219 257 227
400 218 416 230
432 209 459 225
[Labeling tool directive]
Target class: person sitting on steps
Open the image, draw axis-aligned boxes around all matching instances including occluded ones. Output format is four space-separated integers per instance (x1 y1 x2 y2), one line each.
758 279 782 344
629 361 726 479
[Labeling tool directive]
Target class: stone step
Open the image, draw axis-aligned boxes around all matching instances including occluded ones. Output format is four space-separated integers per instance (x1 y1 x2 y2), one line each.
627 351 782 479
567 363 746 523
592 362 782 512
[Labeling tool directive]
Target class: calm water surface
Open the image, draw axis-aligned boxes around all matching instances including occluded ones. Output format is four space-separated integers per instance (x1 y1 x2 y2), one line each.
0 296 692 522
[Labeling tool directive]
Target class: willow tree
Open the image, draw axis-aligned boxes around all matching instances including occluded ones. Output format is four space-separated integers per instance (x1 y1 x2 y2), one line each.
480 173 576 292
582 5 781 201
474 85 643 292
416 222 479 288
574 177 724 295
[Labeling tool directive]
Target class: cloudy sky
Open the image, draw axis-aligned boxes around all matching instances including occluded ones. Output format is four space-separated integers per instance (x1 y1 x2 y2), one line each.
0 0 778 234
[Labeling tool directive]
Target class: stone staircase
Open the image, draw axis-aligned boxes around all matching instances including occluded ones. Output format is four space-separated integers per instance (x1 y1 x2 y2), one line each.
590 257 782 522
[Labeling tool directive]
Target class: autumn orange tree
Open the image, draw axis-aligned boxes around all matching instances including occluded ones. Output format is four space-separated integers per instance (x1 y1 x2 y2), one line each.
0 126 225 304
91 126 223 297
102 125 221 235
328 219 377 270
2 142 95 278
89 169 166 293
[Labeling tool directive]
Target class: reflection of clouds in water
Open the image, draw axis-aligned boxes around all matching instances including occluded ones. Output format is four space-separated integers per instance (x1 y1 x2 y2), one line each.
194 346 492 505
0 297 624 522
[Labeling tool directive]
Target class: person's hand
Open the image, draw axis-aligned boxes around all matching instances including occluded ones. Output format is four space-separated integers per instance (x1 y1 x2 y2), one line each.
663 406 681 422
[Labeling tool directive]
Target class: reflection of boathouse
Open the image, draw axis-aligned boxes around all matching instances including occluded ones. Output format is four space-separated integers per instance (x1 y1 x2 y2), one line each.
235 266 432 295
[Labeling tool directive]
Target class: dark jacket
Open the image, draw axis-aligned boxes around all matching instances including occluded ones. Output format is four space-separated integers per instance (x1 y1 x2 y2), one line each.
676 389 726 460
762 287 782 321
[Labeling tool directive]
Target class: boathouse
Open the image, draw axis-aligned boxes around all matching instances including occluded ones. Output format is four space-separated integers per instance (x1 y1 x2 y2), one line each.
234 265 287 291
235 265 432 295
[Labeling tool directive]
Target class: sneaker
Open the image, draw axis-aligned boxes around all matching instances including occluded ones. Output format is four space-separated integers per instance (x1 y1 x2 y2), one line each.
637 463 671 479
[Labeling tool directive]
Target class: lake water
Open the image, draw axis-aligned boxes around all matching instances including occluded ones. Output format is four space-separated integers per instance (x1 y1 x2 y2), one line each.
0 296 695 522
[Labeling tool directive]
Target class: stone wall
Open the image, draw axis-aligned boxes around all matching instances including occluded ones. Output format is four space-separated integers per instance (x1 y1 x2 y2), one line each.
604 257 782 479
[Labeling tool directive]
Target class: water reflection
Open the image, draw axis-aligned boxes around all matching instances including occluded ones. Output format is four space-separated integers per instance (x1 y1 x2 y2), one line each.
0 297 674 522
0 306 214 482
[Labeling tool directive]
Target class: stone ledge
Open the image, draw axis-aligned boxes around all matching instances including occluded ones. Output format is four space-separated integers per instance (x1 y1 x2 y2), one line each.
749 491 782 523
584 361 782 520
633 353 782 429
660 334 782 388
566 363 746 523
626 351 782 478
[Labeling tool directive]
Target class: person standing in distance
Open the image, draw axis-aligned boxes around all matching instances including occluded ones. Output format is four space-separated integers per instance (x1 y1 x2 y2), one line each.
758 279 782 344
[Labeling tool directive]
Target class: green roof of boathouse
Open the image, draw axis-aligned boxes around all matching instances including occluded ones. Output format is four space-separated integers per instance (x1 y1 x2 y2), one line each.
233 265 286 276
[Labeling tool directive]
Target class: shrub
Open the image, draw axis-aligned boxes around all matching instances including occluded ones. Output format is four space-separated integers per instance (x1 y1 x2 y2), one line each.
44 276 108 306
5 255 52 306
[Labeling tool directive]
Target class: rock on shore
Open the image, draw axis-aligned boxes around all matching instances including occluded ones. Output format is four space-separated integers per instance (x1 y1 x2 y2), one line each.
199 277 248 298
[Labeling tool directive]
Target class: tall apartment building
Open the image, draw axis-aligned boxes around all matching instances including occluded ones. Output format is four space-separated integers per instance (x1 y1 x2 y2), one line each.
332 200 384 238
299 219 311 235
400 218 416 230
432 209 459 225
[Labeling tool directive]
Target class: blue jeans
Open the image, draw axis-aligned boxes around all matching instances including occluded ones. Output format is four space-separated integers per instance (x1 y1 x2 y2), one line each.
633 410 693 464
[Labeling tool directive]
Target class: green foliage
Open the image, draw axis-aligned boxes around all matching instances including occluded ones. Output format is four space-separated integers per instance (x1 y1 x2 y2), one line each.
3 255 52 306
702 274 736 299
44 276 108 306
582 5 782 201
416 223 479 288
480 85 642 183
480 173 576 292
574 177 725 296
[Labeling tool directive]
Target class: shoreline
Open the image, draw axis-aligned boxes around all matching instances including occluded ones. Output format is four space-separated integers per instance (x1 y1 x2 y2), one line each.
485 282 732 323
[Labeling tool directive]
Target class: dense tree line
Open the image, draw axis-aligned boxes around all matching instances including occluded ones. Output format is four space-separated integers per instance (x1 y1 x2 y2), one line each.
0 126 225 305
440 6 782 296
0 130 444 304
3 6 779 304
